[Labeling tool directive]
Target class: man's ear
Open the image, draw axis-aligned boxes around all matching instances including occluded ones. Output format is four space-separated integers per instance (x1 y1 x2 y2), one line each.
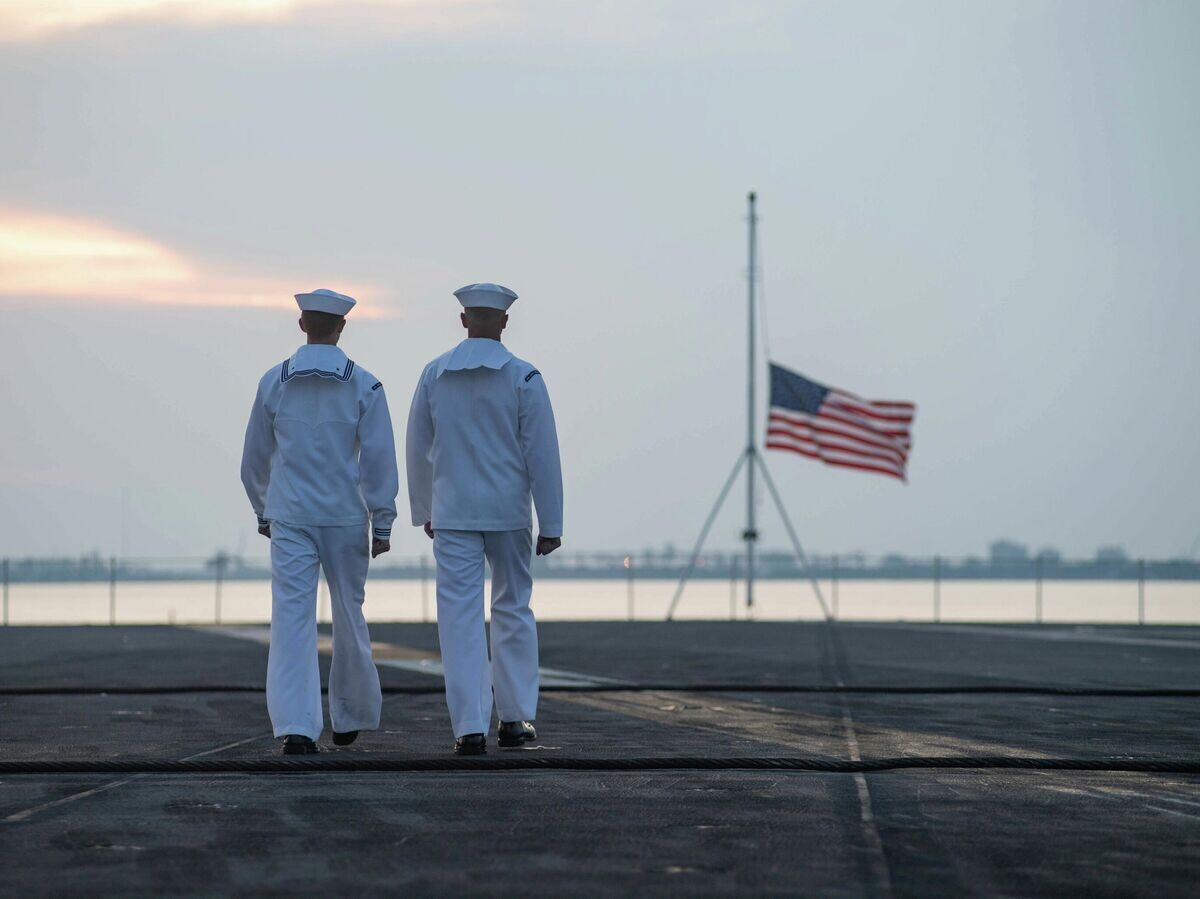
461 312 469 329
298 316 307 333
501 314 509 330
337 319 347 334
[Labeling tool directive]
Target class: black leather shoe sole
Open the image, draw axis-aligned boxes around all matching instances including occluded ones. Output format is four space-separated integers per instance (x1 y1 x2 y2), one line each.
332 730 359 746
497 722 537 747
281 736 319 756
454 735 487 756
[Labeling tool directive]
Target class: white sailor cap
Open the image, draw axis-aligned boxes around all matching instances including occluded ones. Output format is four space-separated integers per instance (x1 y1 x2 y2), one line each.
295 288 356 316
453 282 518 311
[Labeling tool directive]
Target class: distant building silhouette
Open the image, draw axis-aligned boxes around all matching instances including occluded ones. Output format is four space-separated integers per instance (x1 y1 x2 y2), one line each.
990 540 1029 563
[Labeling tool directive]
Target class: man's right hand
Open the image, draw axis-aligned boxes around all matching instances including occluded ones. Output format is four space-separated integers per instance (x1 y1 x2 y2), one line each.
423 521 434 539
536 536 562 556
258 523 271 539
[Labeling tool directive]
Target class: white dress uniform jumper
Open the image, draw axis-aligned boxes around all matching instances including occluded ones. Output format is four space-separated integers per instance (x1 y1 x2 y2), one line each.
240 290 399 742
406 285 563 739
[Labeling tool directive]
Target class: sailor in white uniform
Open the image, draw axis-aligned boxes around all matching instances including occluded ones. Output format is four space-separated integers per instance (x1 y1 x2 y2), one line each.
241 288 399 755
406 282 563 754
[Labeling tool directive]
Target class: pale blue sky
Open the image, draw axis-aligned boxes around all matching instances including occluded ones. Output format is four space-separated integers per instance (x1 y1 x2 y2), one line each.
1 1 1197 560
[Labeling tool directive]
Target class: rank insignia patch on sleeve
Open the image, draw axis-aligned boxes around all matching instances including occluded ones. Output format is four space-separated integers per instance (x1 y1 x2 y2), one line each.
371 381 383 391
524 370 540 383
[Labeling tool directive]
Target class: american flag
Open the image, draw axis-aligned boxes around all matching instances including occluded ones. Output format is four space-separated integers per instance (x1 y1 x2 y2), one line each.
766 363 915 482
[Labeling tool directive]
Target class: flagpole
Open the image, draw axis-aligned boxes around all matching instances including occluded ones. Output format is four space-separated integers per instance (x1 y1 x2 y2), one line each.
666 193 759 622
744 191 759 609
669 190 825 622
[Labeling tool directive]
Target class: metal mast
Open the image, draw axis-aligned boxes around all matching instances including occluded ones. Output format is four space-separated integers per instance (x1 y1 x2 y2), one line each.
744 191 759 608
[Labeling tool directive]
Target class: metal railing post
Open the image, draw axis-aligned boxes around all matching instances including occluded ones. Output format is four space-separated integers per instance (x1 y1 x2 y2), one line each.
2 557 8 626
1138 558 1145 625
832 554 839 620
420 555 430 623
933 555 941 623
626 556 634 621
729 556 738 621
109 556 117 626
1035 556 1043 624
214 556 224 625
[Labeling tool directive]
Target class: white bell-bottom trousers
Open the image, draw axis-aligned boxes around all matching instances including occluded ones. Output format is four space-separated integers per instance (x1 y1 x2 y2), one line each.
267 522 382 741
433 528 539 738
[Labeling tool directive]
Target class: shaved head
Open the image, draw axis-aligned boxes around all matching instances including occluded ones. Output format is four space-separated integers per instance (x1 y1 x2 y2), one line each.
461 306 509 340
463 307 506 328
299 310 345 341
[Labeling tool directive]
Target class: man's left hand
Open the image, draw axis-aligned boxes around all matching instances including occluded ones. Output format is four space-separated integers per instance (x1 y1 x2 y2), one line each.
372 538 391 559
536 536 562 556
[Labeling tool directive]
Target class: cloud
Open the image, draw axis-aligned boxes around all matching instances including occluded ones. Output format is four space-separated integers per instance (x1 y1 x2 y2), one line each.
0 0 492 41
0 209 384 313
0 0 773 58
0 0 295 38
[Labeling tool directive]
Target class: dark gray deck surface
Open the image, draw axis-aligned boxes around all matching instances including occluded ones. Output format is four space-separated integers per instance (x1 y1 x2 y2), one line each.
2 622 1199 896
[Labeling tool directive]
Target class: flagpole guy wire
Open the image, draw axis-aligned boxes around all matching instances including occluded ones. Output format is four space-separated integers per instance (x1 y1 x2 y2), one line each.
667 192 830 622
755 453 830 620
666 454 748 619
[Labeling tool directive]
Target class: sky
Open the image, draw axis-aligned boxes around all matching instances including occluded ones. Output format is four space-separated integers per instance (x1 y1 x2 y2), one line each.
1 0 1197 562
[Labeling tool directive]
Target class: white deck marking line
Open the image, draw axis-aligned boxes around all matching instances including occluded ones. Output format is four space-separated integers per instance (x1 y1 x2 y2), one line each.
3 777 141 825
834 679 895 898
883 623 1200 650
2 731 271 825
180 731 274 762
3 687 423 826
1040 782 1200 821
1152 794 1200 810
1142 801 1200 816
202 625 629 688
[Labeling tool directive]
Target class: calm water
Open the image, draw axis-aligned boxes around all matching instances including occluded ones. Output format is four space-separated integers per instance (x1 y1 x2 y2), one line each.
4 578 1197 625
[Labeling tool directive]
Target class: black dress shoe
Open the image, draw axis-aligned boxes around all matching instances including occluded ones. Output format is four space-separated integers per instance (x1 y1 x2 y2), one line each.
454 733 487 755
281 735 319 755
332 730 359 747
497 721 537 748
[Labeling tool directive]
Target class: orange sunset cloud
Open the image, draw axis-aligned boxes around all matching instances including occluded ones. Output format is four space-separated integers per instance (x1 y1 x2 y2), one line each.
0 0 491 41
0 210 383 314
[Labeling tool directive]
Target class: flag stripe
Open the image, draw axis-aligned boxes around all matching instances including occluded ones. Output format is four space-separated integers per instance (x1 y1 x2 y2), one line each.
830 398 912 422
766 432 907 474
816 454 907 480
772 410 912 451
830 391 912 420
820 404 913 435
827 388 914 409
766 440 907 481
766 426 907 466
768 411 911 454
767 419 907 460
766 442 906 481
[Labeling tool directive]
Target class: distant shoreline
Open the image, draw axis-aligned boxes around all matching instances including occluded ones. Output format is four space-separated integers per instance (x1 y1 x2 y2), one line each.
4 557 1197 584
